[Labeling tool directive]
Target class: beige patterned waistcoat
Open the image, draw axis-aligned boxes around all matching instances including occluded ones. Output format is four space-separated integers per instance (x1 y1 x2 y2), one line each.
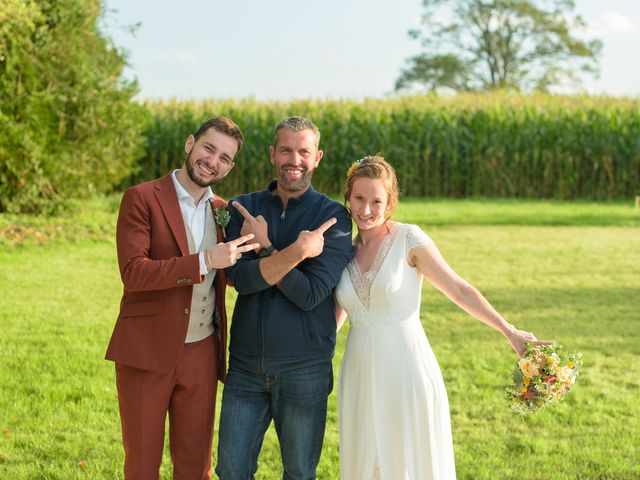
180 203 217 343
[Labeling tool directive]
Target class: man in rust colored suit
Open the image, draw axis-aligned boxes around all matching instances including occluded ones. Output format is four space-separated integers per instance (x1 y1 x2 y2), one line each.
106 116 259 480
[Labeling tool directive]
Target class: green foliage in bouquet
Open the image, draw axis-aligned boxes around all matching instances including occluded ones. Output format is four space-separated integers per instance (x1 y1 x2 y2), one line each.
506 343 582 415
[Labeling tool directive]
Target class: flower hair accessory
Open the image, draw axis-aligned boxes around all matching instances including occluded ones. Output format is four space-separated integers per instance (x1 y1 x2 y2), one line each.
346 158 365 178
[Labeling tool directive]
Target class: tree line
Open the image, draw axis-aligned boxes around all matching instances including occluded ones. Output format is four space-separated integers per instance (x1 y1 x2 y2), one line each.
1 1 625 215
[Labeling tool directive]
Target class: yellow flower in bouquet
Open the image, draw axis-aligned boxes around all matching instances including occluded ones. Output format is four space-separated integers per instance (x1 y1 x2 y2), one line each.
506 343 582 415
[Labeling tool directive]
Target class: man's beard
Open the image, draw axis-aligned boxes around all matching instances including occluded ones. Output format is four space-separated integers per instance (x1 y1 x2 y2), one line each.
277 166 314 193
186 152 221 188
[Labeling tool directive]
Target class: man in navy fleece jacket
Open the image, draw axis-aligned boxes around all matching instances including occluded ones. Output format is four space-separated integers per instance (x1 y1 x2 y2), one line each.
216 116 353 480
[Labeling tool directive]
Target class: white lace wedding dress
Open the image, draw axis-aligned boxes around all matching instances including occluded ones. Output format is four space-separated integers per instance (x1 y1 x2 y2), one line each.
336 223 456 480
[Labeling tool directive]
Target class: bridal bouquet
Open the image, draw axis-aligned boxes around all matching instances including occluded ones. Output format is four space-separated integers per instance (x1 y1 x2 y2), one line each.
506 343 582 415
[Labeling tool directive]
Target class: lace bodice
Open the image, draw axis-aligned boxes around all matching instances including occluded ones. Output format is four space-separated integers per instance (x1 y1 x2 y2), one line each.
336 223 433 329
346 224 401 310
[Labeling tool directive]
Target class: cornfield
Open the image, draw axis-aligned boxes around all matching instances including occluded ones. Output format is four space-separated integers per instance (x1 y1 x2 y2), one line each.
129 93 640 200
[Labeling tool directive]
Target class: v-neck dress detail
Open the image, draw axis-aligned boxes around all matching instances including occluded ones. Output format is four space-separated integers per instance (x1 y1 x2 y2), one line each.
346 223 401 310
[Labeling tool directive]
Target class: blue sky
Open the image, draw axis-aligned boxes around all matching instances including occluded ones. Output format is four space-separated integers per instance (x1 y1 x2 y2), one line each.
102 0 640 100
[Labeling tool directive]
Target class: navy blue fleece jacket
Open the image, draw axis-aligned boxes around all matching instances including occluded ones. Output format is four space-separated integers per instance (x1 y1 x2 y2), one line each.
226 180 353 374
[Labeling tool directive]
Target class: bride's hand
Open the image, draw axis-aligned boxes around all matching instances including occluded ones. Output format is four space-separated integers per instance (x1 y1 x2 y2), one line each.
507 328 554 357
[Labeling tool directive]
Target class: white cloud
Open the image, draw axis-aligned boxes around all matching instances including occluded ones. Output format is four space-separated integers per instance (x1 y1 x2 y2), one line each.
176 52 202 65
584 12 639 37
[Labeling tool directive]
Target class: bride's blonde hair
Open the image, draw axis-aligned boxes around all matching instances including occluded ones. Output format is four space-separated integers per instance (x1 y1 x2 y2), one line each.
343 155 399 216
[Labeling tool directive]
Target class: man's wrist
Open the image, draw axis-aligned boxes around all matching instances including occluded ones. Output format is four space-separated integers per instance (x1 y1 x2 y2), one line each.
257 244 274 258
198 252 207 275
204 249 212 270
289 240 308 261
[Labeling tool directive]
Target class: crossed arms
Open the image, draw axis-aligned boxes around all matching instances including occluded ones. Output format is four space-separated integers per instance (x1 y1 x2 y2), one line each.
225 198 352 311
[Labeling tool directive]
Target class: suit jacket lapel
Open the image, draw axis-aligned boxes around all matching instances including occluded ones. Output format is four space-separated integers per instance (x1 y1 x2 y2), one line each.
154 173 190 257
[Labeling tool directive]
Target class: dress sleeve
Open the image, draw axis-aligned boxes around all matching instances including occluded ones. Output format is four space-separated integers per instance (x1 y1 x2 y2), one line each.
405 224 434 252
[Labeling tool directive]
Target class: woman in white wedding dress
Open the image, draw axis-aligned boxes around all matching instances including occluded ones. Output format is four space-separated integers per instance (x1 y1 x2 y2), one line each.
335 156 552 480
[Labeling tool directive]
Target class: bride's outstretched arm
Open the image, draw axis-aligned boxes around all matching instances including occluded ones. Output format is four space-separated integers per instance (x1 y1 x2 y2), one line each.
408 239 552 357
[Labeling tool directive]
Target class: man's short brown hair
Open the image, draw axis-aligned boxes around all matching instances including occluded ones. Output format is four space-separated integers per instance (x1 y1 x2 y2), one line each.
194 116 244 153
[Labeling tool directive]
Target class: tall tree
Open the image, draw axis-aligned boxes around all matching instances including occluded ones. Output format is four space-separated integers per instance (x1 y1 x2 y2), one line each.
0 0 145 214
396 0 602 93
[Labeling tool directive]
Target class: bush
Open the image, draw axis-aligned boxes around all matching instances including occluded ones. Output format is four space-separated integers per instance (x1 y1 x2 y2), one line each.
0 0 146 214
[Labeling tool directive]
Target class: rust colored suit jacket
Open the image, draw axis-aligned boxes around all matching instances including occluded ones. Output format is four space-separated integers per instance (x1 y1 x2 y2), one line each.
105 172 229 382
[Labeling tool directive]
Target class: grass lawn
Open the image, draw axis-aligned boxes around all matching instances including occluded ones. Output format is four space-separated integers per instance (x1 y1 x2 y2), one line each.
0 197 639 479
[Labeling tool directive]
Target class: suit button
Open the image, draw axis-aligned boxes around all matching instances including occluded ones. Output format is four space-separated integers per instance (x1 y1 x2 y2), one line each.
202 296 207 301
184 308 189 314
201 308 206 314
199 322 204 327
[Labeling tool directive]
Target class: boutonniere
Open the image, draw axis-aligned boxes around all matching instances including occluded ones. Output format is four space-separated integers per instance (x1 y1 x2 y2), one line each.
215 207 230 236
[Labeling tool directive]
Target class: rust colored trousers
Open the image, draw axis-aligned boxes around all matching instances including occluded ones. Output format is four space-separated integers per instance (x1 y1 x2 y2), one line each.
115 335 219 480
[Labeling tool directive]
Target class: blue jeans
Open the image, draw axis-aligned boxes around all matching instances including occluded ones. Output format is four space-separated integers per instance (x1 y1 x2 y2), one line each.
216 361 333 480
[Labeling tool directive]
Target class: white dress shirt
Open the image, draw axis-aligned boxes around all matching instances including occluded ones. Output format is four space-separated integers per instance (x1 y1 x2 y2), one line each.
171 170 214 275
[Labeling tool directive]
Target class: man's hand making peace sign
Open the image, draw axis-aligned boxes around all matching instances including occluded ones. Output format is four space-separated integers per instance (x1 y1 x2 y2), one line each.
203 233 260 270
